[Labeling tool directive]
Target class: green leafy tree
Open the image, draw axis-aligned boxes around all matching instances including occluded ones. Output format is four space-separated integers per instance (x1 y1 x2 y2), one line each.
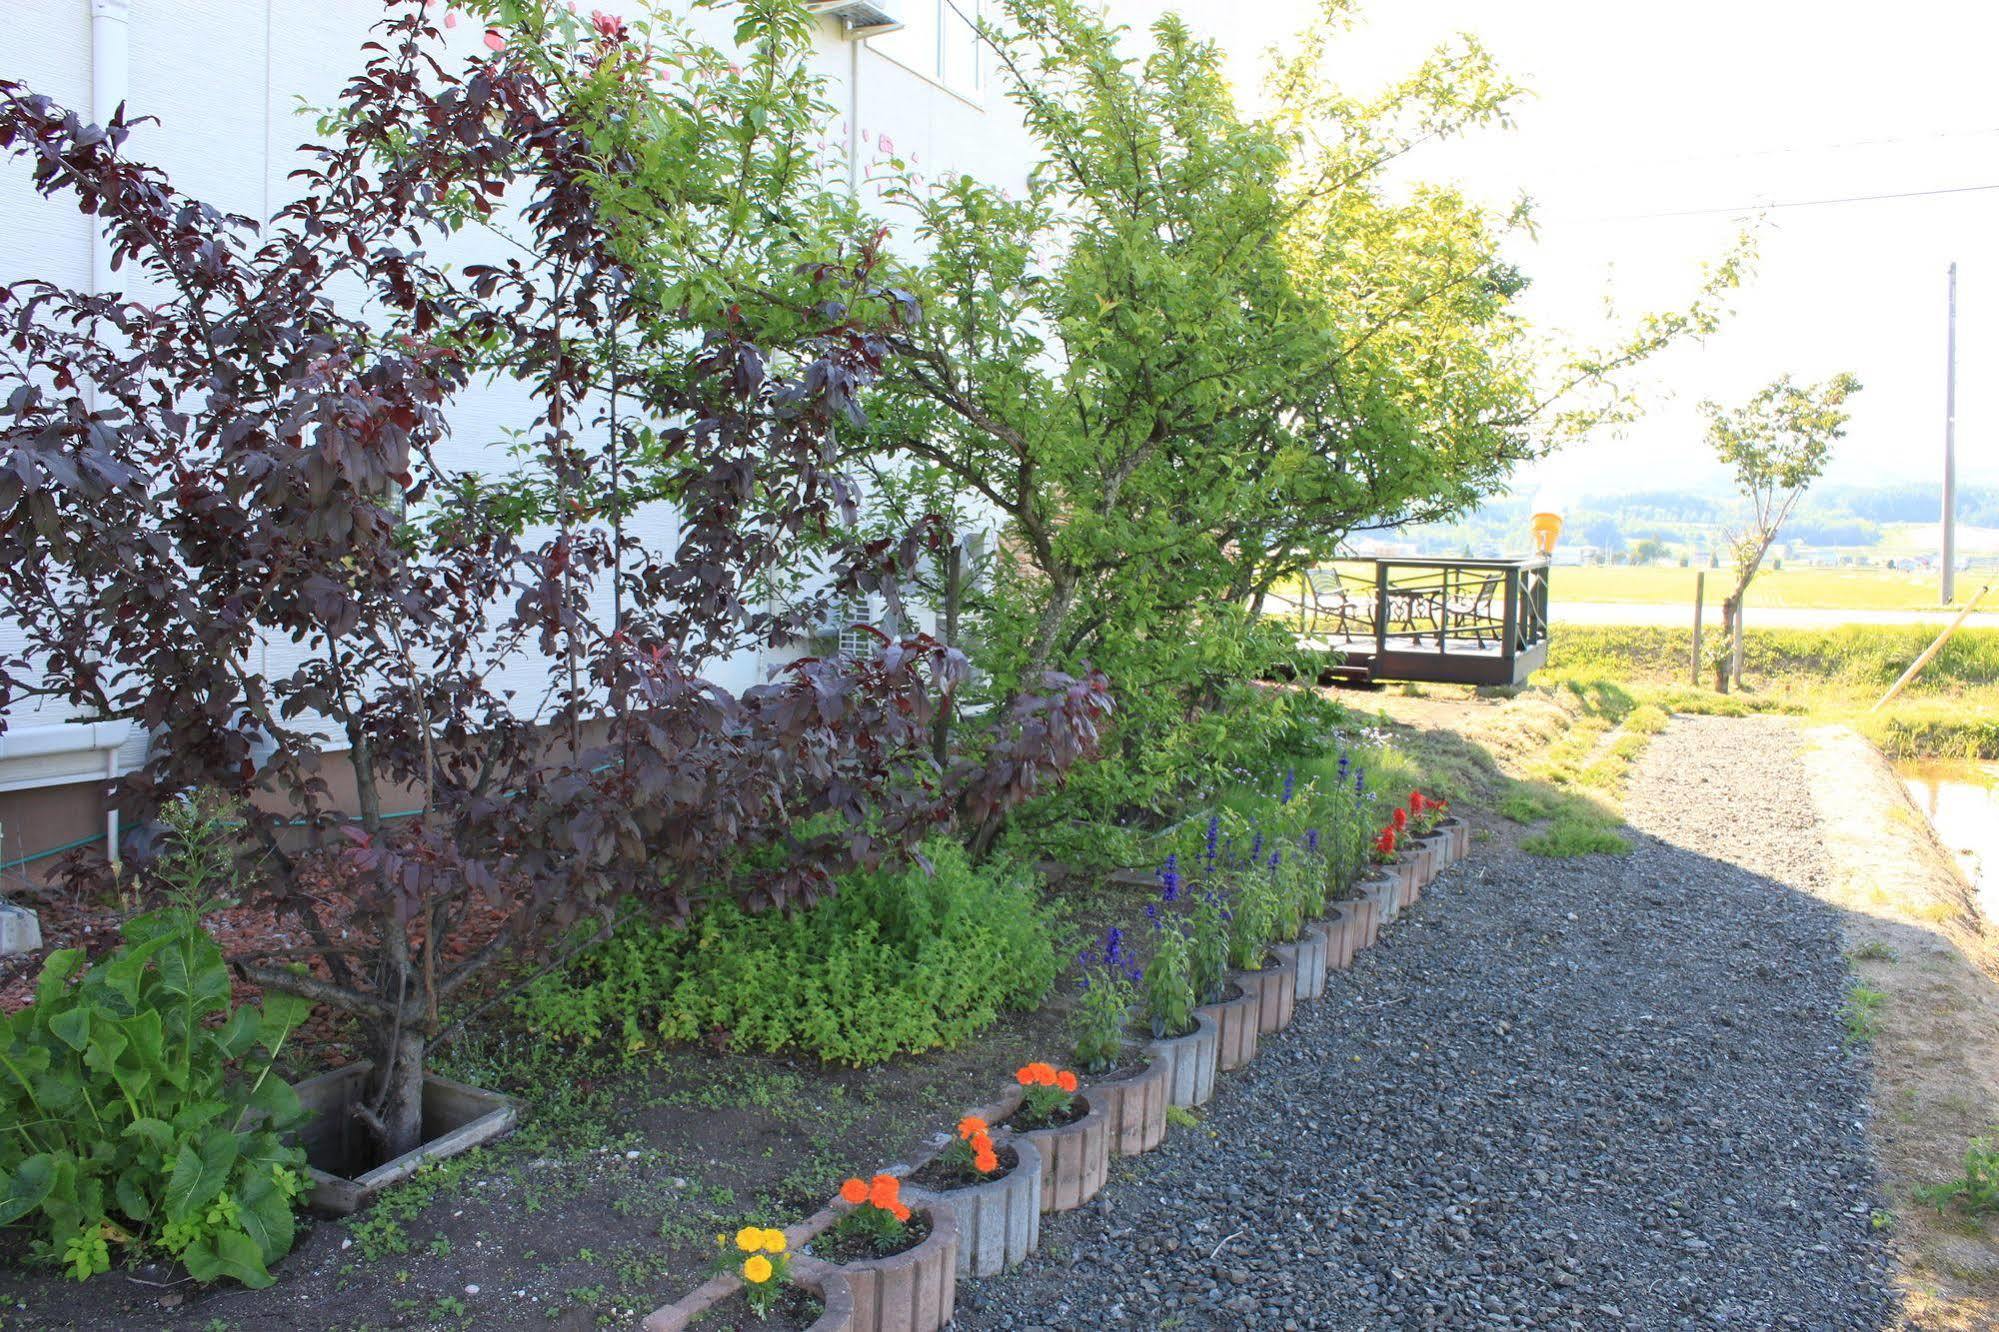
856 0 1743 843
1703 372 1862 691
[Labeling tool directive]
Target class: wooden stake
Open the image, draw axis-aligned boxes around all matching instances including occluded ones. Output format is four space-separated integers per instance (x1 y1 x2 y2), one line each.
1871 585 1990 713
1691 571 1705 687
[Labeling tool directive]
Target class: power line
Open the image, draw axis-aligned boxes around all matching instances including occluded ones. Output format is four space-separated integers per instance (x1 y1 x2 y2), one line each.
1580 181 1999 223
1629 126 1999 170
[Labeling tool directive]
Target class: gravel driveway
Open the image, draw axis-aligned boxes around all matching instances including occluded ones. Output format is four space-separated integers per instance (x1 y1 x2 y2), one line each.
956 715 1897 1330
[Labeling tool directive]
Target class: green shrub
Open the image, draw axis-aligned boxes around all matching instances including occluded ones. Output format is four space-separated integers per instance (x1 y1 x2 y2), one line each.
520 840 1059 1065
1917 1131 1999 1214
0 910 310 1285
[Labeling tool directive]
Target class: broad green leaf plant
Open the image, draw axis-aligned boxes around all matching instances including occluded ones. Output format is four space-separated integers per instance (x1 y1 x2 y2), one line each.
0 799 310 1286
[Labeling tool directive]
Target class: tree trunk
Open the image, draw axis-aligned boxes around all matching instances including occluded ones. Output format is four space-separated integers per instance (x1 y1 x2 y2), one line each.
1714 596 1736 693
931 544 962 766
1730 601 1746 690
368 1022 428 1162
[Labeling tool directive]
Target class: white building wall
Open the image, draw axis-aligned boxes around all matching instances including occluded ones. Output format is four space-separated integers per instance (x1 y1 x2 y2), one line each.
0 0 1035 853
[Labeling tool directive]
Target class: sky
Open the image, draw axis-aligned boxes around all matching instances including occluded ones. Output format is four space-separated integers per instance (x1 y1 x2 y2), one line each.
1107 0 1999 500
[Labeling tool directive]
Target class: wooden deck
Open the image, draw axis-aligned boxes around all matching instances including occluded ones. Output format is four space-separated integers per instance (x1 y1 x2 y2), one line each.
1268 556 1551 687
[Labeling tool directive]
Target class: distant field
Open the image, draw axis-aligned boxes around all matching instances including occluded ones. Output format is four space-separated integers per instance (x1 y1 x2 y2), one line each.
1551 564 1967 612
1541 624 1999 759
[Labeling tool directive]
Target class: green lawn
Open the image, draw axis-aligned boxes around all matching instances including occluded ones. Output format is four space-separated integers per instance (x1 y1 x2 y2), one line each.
1549 564 1963 612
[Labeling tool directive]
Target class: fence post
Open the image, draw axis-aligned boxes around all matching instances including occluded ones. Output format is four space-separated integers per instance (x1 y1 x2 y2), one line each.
1691 571 1705 687
1374 561 1388 663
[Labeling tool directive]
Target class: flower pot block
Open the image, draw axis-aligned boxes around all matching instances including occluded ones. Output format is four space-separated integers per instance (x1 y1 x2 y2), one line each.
1360 869 1399 927
642 1260 855 1332
1015 1092 1110 1213
1324 902 1358 969
801 1201 958 1332
1415 831 1449 875
1335 892 1379 956
1085 1049 1172 1156
905 1134 1042 1279
1439 815 1470 861
289 1062 517 1215
1398 848 1427 905
1236 953 1297 1036
1197 984 1261 1071
1150 1009 1220 1108
1282 922 1330 1001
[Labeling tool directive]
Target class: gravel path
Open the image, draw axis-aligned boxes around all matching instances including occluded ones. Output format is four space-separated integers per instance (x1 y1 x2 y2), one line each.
956 715 1897 1330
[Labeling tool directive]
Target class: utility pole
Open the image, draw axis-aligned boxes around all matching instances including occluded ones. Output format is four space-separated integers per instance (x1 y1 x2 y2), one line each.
1943 261 1958 606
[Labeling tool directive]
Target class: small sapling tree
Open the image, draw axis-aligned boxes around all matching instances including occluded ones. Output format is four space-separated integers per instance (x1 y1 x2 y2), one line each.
1702 372 1862 691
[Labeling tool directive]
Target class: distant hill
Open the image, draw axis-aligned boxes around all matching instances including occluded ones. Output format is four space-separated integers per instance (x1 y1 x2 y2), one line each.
1400 483 1999 560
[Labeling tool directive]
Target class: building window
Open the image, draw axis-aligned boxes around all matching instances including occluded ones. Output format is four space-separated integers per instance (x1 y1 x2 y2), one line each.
871 0 985 99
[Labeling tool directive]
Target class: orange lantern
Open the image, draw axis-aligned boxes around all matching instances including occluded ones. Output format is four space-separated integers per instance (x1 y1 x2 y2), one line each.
1530 511 1563 555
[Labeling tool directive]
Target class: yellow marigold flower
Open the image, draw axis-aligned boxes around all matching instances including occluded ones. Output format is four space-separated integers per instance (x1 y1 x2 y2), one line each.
735 1226 763 1252
742 1254 774 1284
761 1228 788 1254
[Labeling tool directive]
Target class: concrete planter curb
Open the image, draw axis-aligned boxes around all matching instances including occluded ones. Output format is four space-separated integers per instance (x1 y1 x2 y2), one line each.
1361 868 1400 926
1235 953 1297 1036
903 1129 1042 1279
1276 922 1330 1001
1013 1091 1110 1213
800 1201 958 1332
1438 815 1470 861
1400 848 1428 906
1339 891 1382 953
1196 983 1261 1071
1084 1049 1172 1156
642 1260 855 1332
1149 1009 1220 1108
1323 900 1363 968
1413 832 1450 889
289 1063 516 1215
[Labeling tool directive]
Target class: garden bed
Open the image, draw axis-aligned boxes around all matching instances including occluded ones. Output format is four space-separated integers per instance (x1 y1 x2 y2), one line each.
0 871 1141 1330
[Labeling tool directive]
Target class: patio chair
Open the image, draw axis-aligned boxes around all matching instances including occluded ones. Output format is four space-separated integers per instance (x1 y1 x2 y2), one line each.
1436 570 1503 648
1301 568 1372 641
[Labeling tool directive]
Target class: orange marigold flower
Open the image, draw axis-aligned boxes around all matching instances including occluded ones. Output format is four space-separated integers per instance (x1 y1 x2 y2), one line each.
974 1147 999 1173
889 1202 912 1223
957 1116 988 1140
1055 1070 1078 1093
1015 1064 1034 1085
839 1178 868 1205
868 1174 900 1210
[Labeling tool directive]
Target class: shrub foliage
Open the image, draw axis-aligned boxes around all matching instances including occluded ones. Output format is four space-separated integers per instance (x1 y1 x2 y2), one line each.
520 842 1058 1065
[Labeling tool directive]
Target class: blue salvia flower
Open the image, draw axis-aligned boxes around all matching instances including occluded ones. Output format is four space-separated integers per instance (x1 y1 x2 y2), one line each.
1269 850 1281 869
1126 966 1144 986
1145 902 1159 923
1159 853 1181 903
1337 753 1350 780
1105 926 1125 968
1306 828 1320 853
1249 831 1263 863
1281 768 1296 804
1204 815 1221 867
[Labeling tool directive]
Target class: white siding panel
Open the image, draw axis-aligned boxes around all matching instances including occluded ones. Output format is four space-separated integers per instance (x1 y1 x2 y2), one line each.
0 1 1038 796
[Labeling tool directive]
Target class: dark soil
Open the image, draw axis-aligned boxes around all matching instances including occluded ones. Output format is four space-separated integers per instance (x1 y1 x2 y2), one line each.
1001 1094 1083 1135
806 1210 931 1267
692 1283 823 1330
907 1144 1021 1193
0 870 1157 1330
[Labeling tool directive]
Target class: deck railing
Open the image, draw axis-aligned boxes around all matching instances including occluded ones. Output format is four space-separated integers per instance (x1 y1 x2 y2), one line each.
1287 555 1552 685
